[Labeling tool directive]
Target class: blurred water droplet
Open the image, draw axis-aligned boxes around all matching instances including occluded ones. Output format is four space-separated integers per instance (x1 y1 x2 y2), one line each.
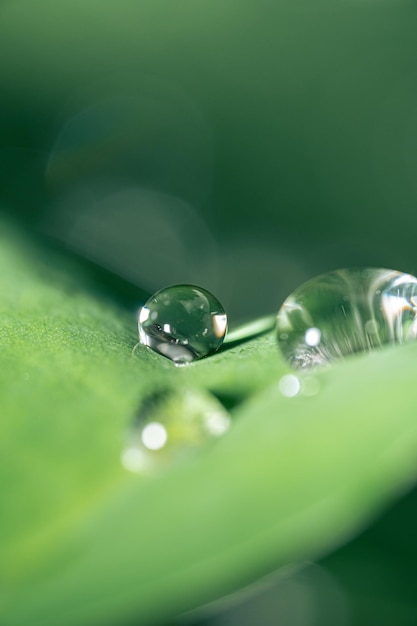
279 374 301 398
139 285 227 364
277 268 417 370
141 422 168 450
304 327 321 347
121 388 231 474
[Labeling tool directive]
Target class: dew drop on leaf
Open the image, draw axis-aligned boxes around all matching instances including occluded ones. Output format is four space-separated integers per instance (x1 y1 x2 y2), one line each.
121 388 231 474
138 285 227 364
279 374 301 398
276 268 417 370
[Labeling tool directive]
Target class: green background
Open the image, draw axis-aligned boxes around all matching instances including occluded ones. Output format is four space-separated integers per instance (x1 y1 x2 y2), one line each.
2 0 417 320
2 1 417 625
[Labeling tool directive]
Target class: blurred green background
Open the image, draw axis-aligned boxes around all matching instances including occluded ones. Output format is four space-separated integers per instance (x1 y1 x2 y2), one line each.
2 1 417 625
2 0 417 323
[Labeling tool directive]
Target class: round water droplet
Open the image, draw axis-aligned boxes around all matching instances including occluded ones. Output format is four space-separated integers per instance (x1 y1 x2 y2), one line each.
276 268 417 370
121 388 231 474
139 285 227 363
279 374 301 398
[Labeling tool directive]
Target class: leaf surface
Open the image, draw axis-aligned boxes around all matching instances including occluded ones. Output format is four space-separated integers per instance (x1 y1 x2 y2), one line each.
2 220 417 626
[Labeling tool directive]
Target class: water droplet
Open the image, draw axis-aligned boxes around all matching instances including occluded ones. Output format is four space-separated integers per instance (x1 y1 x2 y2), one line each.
304 327 321 347
138 285 227 364
279 374 301 398
121 388 231 474
141 422 168 450
277 268 417 370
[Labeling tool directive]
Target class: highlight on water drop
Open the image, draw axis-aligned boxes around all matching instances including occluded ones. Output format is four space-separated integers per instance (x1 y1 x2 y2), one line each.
276 268 417 370
279 374 301 398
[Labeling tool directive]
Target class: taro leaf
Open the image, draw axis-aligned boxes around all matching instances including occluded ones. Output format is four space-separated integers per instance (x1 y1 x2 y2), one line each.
2 219 417 626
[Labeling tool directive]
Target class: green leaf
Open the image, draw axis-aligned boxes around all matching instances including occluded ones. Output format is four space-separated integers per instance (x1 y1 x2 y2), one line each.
2 219 417 626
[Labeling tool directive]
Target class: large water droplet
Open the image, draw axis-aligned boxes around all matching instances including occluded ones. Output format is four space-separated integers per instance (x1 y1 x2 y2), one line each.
139 285 227 363
121 388 231 474
276 268 417 370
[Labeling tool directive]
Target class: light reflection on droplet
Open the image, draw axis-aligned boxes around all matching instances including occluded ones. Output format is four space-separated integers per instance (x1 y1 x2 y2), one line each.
213 314 228 339
279 374 301 398
382 294 411 317
304 327 321 347
156 342 195 365
139 306 150 323
141 422 168 451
